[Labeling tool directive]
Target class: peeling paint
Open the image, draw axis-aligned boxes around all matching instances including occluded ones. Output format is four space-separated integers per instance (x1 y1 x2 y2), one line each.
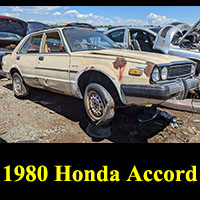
144 61 156 77
113 57 127 81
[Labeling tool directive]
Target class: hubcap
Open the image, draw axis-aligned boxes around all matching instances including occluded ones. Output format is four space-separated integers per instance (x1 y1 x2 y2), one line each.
13 77 22 94
88 92 104 118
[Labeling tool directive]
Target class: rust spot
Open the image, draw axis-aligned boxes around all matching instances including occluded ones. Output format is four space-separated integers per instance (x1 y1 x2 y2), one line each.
113 57 127 81
113 57 127 70
144 61 156 77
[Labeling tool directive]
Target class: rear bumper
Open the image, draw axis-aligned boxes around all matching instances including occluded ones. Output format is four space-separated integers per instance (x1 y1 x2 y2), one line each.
121 76 200 104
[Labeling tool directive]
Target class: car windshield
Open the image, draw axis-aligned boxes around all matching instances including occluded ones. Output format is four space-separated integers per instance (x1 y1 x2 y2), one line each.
63 28 119 52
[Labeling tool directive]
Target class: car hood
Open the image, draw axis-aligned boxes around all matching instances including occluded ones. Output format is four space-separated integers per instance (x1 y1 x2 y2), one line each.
88 49 189 65
0 16 27 37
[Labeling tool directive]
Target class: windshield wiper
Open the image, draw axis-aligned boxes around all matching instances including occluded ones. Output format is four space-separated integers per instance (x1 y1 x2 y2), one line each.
80 42 108 49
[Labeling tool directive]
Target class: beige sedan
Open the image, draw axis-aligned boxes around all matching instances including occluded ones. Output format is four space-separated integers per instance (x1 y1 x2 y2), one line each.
1 27 200 126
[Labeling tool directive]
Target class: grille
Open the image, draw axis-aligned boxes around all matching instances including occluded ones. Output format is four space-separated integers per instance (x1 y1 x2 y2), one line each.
168 64 192 79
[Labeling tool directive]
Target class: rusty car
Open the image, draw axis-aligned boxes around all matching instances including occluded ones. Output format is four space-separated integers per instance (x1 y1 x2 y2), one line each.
0 27 200 128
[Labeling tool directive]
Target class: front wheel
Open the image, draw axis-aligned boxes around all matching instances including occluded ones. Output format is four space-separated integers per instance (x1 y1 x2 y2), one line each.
12 72 29 98
84 83 115 126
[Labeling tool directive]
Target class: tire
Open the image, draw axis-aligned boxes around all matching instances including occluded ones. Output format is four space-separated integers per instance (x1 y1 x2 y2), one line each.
12 72 29 98
84 83 115 126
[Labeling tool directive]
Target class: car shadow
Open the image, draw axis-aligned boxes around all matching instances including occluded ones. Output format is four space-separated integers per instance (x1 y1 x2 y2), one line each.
3 84 170 143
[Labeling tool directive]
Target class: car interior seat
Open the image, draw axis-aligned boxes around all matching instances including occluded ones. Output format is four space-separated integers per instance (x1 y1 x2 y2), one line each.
132 39 141 51
135 32 153 52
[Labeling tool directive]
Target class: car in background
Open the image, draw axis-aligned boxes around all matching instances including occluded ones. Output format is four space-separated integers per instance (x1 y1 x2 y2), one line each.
0 16 49 74
1 27 200 130
105 26 160 52
105 21 200 75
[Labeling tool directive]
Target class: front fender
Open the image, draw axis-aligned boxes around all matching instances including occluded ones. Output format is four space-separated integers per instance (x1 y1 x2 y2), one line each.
72 65 127 104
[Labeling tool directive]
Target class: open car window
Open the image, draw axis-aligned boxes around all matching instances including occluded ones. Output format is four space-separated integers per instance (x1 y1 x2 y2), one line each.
42 31 66 53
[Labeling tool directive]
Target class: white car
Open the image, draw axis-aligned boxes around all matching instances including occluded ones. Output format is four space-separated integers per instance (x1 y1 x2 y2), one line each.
105 20 200 74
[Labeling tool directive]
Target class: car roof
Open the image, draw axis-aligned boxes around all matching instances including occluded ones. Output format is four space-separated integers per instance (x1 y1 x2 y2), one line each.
105 26 157 35
26 26 98 36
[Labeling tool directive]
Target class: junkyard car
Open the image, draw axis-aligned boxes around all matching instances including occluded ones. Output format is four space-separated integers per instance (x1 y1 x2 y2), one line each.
1 27 200 126
105 21 200 74
105 26 160 52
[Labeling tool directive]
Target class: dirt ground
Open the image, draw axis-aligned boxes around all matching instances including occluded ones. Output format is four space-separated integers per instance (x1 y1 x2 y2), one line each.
0 77 200 143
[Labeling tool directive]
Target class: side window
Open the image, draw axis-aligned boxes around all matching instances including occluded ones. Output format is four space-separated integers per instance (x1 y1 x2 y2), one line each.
107 29 125 43
43 32 66 53
19 34 43 54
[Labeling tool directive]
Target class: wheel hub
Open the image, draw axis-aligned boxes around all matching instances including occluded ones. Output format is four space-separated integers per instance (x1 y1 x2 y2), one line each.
13 77 22 94
89 93 104 117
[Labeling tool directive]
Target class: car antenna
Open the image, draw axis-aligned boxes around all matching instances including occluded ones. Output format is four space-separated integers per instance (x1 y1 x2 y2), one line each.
74 15 78 23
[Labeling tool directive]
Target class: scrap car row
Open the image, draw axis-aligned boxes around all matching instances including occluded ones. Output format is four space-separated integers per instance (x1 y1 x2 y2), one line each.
0 16 200 135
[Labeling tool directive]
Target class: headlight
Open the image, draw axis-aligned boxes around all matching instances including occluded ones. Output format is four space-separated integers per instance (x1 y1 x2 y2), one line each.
151 67 160 82
161 67 168 80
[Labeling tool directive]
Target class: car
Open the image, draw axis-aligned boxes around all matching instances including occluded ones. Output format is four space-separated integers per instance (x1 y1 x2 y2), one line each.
0 16 49 73
105 21 200 75
1 27 200 128
105 26 160 51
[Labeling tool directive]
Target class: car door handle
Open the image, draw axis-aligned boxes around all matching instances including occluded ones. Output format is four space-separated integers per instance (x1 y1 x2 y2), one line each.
16 56 20 60
38 56 44 61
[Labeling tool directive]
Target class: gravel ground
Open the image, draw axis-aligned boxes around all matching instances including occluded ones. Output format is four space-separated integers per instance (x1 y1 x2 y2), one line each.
0 77 200 143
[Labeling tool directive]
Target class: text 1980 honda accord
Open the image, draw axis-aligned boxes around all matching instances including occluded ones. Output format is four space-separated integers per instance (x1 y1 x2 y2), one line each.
1 27 200 125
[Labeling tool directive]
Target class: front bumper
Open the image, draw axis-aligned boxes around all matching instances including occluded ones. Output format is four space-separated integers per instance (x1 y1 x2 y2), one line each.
121 76 200 104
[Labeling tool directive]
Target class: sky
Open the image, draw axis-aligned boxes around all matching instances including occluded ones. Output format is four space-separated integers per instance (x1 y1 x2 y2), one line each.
0 6 199 26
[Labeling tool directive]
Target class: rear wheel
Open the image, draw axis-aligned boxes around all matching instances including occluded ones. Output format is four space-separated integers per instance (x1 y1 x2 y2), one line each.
84 83 115 126
12 72 29 98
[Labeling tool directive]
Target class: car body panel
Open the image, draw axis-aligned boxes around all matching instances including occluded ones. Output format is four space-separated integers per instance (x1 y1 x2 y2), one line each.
153 25 181 54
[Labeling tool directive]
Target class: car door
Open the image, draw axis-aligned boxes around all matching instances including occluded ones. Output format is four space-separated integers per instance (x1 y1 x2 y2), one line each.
36 30 71 95
153 25 181 54
15 33 43 85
